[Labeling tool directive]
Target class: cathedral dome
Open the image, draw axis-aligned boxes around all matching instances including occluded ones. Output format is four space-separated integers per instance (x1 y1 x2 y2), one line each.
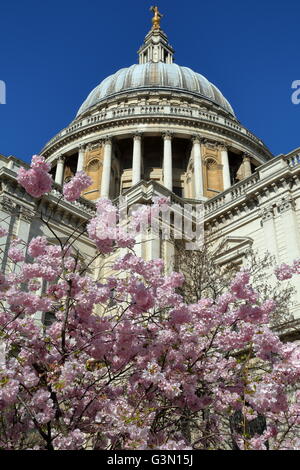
42 7 273 205
76 63 235 118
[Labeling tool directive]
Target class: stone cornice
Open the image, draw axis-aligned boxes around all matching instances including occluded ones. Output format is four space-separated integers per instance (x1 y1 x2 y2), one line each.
41 113 272 163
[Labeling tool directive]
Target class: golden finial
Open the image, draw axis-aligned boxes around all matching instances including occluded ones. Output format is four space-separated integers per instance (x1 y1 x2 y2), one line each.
150 6 163 30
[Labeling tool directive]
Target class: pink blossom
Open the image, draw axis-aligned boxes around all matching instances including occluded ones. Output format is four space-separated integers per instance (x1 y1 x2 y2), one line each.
169 306 191 325
87 198 135 253
247 382 288 413
230 270 258 302
30 389 55 424
53 429 86 450
129 282 154 313
292 259 300 274
275 263 294 280
0 377 19 409
28 236 48 258
63 171 92 202
6 289 53 314
17 155 52 198
253 327 282 360
166 272 185 288
8 246 25 263
157 440 192 450
31 155 51 172
47 281 69 299
21 366 39 388
142 361 165 383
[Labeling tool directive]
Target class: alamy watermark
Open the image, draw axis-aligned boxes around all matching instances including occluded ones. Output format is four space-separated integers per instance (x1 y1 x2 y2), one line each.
96 197 205 251
0 80 6 104
291 80 300 104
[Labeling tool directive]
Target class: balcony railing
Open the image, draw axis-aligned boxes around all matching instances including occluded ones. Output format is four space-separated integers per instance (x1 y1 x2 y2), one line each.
43 104 266 151
204 154 300 216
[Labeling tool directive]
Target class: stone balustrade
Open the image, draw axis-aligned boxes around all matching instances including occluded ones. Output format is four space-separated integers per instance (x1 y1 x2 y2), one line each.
49 182 96 216
285 153 300 168
42 103 266 152
204 154 300 216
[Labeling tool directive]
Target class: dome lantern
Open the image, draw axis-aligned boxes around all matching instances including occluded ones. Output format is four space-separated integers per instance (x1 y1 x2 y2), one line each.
138 6 174 64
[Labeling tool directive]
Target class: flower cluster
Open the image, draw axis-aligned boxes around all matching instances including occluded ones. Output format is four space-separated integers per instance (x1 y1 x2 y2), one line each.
63 171 93 202
17 155 52 198
0 244 299 450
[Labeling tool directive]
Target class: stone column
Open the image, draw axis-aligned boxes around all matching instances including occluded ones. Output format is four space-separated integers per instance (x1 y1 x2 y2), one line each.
100 137 112 198
132 133 142 185
18 207 34 242
76 144 85 173
163 132 173 191
17 206 34 271
243 154 252 178
277 196 300 263
192 135 204 199
277 195 300 307
55 156 65 185
219 144 231 190
146 230 160 260
261 206 278 260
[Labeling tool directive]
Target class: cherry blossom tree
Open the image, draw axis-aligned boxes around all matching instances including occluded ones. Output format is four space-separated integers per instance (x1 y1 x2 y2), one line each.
174 239 295 328
0 155 299 450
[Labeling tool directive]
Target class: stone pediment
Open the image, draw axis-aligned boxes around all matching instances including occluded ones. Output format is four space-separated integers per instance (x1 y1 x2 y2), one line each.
214 236 253 265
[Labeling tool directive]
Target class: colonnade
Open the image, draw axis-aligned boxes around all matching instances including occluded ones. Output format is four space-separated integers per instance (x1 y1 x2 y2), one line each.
54 133 253 199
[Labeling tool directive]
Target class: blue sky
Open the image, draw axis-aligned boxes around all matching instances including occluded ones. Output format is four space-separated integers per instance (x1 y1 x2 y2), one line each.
0 0 299 162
